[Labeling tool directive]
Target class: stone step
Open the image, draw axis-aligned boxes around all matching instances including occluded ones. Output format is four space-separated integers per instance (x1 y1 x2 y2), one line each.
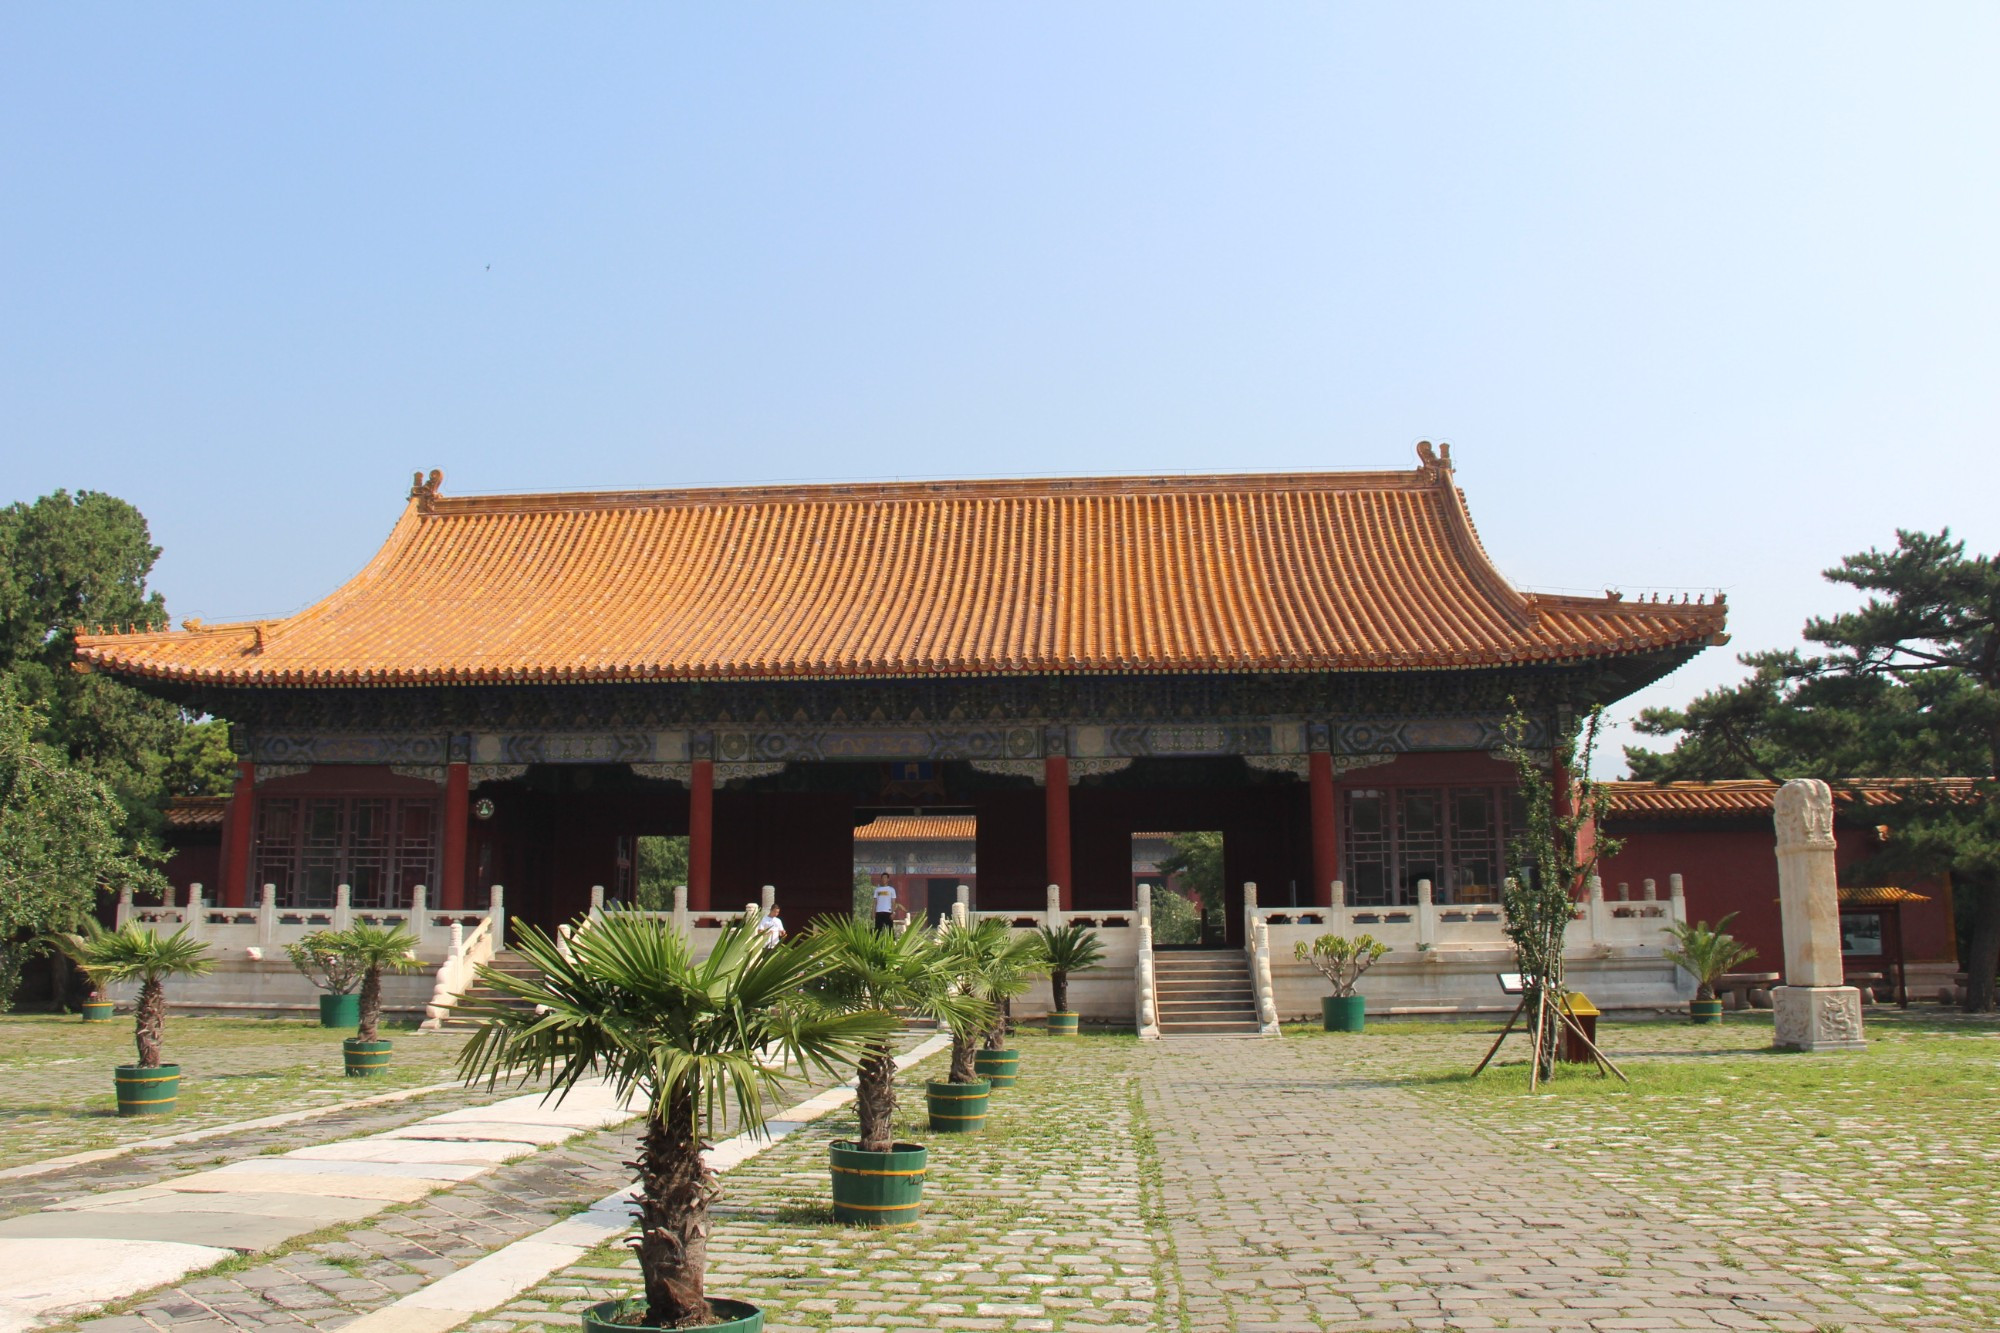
1157 1004 1259 1019
1154 983 1255 998
1157 1020 1265 1034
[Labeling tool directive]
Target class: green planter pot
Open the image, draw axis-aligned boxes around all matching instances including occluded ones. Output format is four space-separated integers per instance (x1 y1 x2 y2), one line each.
343 1038 393 1076
580 1297 762 1333
319 993 360 1028
926 1079 990 1133
1322 995 1367 1032
973 1048 1019 1088
115 1064 180 1116
1689 998 1723 1025
1045 1012 1079 1036
80 1000 114 1022
828 1140 926 1227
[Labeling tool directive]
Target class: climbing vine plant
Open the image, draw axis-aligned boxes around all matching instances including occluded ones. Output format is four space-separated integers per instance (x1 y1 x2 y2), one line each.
1501 704 1623 1080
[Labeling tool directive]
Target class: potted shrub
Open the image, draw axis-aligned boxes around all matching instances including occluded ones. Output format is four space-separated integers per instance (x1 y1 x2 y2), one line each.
1295 933 1390 1032
1034 920 1105 1036
339 921 423 1075
1663 913 1756 1025
286 929 364 1028
458 908 888 1332
808 916 981 1226
58 922 212 1116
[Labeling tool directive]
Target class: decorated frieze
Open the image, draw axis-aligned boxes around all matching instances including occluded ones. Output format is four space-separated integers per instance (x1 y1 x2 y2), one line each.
249 734 451 766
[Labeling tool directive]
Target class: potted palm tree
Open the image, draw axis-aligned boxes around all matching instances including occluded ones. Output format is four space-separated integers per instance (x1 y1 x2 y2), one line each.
807 916 981 1226
1663 913 1757 1024
58 922 212 1116
338 921 423 1075
970 926 1044 1089
286 928 364 1028
1295 933 1390 1032
930 918 1017 1132
458 908 888 1332
1034 921 1104 1036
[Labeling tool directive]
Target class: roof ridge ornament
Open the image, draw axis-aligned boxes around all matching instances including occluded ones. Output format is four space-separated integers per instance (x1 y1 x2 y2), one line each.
1414 440 1453 481
409 469 445 513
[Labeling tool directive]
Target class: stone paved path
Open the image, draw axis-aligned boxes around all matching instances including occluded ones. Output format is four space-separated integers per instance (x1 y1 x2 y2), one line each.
1142 1035 1892 1333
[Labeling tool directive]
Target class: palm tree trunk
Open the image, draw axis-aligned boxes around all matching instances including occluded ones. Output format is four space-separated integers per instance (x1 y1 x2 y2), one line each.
855 1041 897 1152
1052 968 1068 1014
949 1031 976 1083
358 965 383 1042
135 976 164 1068
634 1088 713 1328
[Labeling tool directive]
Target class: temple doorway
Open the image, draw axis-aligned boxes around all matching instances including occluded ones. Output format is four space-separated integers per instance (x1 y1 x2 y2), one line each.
852 809 977 928
1135 830 1225 948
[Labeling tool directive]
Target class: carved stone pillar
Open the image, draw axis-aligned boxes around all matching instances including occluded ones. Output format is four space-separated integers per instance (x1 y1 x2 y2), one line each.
1771 779 1865 1051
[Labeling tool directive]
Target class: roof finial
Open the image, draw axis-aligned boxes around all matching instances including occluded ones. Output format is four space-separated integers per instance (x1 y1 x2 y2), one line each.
1414 440 1454 479
409 469 444 513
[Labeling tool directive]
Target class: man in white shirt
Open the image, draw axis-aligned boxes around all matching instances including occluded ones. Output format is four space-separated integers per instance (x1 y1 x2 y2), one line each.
872 878 897 931
758 905 786 951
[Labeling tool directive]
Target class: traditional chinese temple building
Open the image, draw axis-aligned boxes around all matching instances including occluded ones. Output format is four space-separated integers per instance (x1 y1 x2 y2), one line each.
79 444 1730 955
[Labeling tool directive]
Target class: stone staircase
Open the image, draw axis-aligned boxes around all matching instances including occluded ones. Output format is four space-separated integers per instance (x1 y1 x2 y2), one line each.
1153 950 1263 1035
434 950 542 1031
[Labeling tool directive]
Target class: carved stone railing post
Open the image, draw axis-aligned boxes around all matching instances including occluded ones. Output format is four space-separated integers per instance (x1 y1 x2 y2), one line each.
1137 882 1152 929
589 884 605 917
1773 779 1863 1050
761 884 776 916
1046 883 1062 925
672 885 688 938
1642 877 1658 902
489 884 506 950
116 886 134 928
1251 917 1281 1035
1242 881 1258 955
184 884 206 939
1668 873 1687 927
1585 874 1606 946
1416 878 1437 951
957 884 971 914
408 884 428 946
1329 879 1348 935
952 900 969 929
259 883 278 947
332 884 352 931
1135 916 1160 1040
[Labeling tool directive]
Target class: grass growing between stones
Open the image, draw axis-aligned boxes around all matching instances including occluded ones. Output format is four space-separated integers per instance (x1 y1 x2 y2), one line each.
0 1013 469 1168
1402 1010 2000 1332
474 1031 1169 1333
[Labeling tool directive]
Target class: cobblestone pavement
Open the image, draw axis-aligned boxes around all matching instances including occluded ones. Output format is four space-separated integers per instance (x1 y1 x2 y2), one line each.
477 1031 1164 1333
0 1017 469 1171
1 1084 483 1221
1142 1032 1894 1333
50 1037 930 1333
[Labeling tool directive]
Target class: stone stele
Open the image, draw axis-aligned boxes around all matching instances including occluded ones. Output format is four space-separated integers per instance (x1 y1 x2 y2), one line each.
1770 778 1865 1051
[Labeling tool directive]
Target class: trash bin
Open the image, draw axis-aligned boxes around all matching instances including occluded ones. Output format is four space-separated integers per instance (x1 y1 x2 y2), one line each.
1557 992 1600 1065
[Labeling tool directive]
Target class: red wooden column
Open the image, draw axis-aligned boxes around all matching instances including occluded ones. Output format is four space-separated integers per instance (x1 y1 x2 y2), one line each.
689 758 715 910
1551 751 1573 818
220 760 256 907
1308 751 1340 906
440 762 470 909
1044 755 1072 910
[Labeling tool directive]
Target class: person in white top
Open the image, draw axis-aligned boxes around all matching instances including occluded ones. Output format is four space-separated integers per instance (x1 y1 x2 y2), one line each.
872 879 897 931
758 905 786 951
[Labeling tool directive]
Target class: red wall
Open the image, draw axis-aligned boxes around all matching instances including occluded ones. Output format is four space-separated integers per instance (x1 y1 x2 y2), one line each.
1599 824 1957 968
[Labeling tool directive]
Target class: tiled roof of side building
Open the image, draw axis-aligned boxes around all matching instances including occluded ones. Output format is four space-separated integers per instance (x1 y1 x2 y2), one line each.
74 445 1727 689
1603 778 1981 818
853 815 978 841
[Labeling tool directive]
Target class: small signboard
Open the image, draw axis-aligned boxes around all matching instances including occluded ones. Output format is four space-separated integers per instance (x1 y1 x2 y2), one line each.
1497 972 1525 994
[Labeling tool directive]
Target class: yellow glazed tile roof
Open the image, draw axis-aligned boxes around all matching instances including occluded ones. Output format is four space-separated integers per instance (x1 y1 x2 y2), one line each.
1604 779 1981 818
76 447 1727 689
852 815 978 841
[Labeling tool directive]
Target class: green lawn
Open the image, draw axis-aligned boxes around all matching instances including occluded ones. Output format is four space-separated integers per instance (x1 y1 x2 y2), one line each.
1377 1011 2000 1330
0 1013 474 1169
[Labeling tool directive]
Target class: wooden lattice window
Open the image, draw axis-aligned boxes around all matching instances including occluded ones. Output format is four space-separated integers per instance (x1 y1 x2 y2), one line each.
254 796 440 910
1343 783 1521 907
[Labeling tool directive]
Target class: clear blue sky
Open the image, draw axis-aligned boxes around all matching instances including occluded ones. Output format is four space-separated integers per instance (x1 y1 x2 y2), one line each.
6 4 1997 771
